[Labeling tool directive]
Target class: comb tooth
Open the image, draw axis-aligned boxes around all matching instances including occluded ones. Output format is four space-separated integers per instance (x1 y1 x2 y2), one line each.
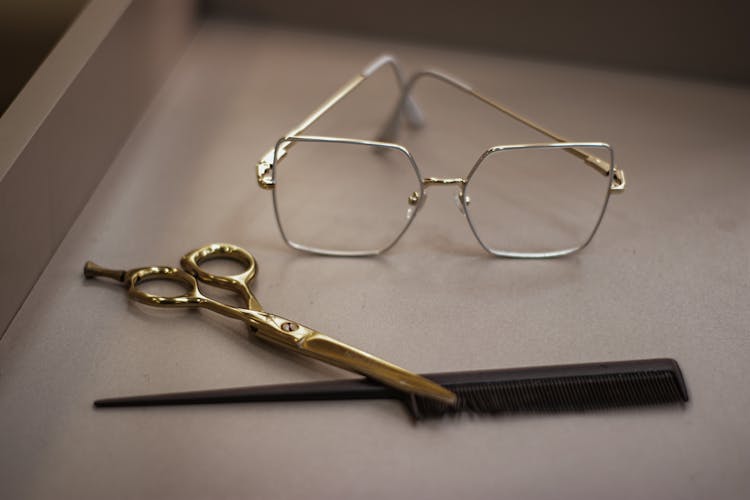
661 372 681 402
548 379 561 411
534 379 548 412
636 373 648 403
501 382 514 412
644 373 662 404
550 379 560 410
411 369 687 419
647 374 659 402
511 381 524 412
615 374 629 406
472 385 487 413
671 373 684 399
507 381 519 412
635 373 649 402
611 374 631 406
654 374 667 402
583 377 596 410
607 375 620 407
481 384 494 413
507 382 519 412
555 379 568 411
514 380 529 412
546 379 561 411
579 378 591 408
660 374 673 399
642 373 656 404
598 375 611 408
648 374 661 402
548 381 563 413
576 377 589 410
635 373 647 403
557 379 571 411
666 373 682 400
593 376 606 409
653 373 667 402
481 386 492 411
656 373 671 400
568 377 584 411
548 379 561 412
626 373 641 405
610 374 622 407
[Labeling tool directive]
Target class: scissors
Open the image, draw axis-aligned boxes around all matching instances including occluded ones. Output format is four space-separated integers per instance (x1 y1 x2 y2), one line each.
84 243 456 405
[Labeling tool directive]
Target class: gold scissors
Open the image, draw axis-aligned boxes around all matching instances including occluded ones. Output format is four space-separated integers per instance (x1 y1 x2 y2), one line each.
84 243 456 405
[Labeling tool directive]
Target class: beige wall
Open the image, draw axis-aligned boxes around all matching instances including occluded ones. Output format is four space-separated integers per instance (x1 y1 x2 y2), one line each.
0 0 90 115
205 0 750 84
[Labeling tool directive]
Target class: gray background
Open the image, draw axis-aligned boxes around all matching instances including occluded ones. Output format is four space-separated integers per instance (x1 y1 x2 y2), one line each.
1 9 749 500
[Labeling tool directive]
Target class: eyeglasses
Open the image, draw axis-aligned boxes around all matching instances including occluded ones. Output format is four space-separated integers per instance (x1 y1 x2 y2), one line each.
255 55 626 258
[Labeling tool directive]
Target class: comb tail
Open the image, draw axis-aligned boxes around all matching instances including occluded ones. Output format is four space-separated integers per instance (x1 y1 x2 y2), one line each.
94 378 395 407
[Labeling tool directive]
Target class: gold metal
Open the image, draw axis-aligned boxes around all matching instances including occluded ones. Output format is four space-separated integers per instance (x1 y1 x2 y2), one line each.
256 75 366 189
372 68 626 192
256 56 425 189
84 243 456 405
611 166 626 191
423 177 466 187
438 84 625 193
257 56 626 192
256 160 274 190
257 54 626 256
586 156 625 192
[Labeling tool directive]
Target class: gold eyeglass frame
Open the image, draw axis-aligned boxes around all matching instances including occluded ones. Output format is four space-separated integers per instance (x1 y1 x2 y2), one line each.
255 54 626 257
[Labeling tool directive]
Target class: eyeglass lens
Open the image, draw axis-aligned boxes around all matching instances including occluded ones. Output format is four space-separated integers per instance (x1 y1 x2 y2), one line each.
463 145 613 257
273 139 612 256
272 139 422 255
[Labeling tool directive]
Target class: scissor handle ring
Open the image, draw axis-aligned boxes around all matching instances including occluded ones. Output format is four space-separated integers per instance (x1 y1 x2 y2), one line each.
180 243 258 299
127 266 202 307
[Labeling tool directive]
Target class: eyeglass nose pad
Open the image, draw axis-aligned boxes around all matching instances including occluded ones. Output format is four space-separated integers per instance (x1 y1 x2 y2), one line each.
454 191 470 215
406 190 427 220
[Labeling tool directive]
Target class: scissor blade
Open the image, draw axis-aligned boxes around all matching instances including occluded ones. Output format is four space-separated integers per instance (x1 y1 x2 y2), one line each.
293 333 457 406
242 310 456 405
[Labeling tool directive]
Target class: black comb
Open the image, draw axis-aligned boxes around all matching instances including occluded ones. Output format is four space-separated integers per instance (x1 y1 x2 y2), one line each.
94 358 688 420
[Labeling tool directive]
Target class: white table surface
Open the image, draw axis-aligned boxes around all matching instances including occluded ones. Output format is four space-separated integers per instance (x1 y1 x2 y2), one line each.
1 20 749 499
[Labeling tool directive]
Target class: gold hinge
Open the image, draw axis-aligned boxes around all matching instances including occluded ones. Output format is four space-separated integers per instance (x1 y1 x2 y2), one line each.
611 168 626 192
256 160 275 190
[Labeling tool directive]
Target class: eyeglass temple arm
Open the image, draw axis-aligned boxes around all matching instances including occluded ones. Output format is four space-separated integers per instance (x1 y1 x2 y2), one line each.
379 69 626 192
255 54 424 189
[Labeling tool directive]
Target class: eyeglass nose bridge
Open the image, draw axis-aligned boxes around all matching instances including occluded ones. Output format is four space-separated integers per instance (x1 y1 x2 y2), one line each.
408 177 470 214
423 177 466 188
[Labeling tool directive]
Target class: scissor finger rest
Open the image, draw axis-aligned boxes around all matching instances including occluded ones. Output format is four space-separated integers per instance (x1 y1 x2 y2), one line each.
84 262 203 307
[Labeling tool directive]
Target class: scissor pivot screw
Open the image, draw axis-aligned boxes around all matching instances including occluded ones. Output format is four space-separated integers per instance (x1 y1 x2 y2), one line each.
281 321 299 332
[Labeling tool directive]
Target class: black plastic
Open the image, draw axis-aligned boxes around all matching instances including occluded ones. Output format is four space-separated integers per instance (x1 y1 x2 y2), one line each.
94 358 688 420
